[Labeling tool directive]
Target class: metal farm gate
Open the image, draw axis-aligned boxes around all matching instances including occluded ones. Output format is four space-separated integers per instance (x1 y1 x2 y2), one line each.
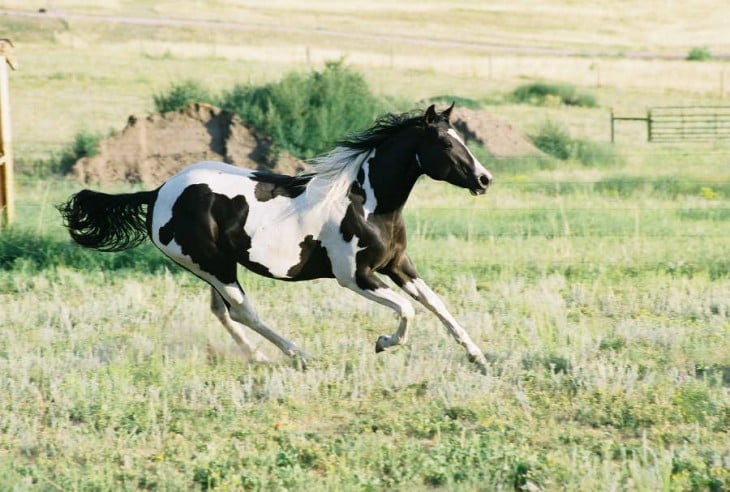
611 106 730 143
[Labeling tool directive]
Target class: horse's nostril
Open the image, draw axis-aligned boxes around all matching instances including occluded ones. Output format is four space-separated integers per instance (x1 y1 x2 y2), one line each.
479 174 491 187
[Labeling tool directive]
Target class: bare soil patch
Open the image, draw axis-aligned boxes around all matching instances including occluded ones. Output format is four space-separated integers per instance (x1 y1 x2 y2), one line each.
451 107 542 159
71 103 307 185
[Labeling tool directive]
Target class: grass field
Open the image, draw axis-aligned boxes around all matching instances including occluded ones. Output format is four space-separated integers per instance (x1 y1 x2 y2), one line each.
2 2 730 490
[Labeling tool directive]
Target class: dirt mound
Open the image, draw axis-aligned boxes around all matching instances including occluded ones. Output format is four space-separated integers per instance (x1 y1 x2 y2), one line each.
71 104 538 186
451 107 542 158
71 103 308 185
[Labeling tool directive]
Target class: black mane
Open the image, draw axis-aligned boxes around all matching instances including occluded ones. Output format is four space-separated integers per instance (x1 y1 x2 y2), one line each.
338 111 424 151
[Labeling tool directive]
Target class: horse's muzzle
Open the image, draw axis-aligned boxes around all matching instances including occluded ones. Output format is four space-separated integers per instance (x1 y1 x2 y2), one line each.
469 173 492 195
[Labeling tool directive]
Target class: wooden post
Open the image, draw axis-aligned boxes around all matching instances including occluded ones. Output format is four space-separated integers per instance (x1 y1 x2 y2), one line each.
0 38 15 227
610 109 615 143
646 109 653 142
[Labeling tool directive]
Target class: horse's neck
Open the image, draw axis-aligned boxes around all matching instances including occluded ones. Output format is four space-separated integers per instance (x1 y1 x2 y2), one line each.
362 140 420 214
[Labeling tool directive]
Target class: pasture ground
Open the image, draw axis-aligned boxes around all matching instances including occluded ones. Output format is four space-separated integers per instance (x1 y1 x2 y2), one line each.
2 2 730 490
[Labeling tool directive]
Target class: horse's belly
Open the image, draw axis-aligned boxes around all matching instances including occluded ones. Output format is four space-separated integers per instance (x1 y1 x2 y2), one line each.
246 216 332 279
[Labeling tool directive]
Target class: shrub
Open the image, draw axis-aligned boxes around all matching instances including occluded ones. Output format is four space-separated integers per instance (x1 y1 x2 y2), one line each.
687 47 712 61
512 82 597 107
153 79 216 113
54 130 103 174
221 60 383 158
530 120 572 160
530 120 618 166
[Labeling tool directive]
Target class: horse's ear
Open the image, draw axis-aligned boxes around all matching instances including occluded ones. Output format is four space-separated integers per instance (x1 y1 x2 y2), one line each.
424 104 437 125
442 102 455 121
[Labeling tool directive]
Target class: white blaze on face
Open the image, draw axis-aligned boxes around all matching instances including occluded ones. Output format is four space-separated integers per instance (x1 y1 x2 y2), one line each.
447 128 493 182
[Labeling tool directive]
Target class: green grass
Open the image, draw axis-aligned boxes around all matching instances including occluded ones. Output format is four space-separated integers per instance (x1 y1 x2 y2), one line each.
3 145 730 489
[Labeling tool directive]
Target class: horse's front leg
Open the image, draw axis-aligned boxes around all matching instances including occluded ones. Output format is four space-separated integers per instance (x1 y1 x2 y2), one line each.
338 270 416 353
383 257 489 373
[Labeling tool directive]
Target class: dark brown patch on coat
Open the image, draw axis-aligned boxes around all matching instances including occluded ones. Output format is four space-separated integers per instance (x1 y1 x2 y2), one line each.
340 189 408 291
286 235 334 280
158 183 272 282
251 171 312 202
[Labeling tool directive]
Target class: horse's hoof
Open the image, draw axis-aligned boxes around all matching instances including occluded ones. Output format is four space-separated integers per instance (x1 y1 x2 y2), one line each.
467 352 490 375
374 335 389 353
290 349 315 370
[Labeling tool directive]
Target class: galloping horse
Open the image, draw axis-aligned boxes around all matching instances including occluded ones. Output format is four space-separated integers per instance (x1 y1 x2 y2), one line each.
59 104 493 372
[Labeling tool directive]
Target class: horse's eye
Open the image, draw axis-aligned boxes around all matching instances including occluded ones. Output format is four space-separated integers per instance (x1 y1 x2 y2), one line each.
442 140 453 149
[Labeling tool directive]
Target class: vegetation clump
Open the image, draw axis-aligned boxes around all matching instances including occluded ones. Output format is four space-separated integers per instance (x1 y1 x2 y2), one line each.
530 120 617 166
687 47 712 61
512 82 597 107
150 62 385 159
221 61 384 158
153 79 216 113
54 130 104 174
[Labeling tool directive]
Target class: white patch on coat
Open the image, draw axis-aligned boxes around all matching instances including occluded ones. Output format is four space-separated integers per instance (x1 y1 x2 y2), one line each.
359 158 378 219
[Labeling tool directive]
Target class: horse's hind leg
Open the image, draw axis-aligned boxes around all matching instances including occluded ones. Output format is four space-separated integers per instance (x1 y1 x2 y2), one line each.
210 287 270 363
210 279 314 366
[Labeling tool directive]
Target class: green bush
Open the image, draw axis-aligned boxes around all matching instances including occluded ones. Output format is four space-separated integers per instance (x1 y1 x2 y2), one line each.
530 120 572 160
54 130 103 174
512 82 597 107
687 47 712 61
530 120 617 166
221 61 383 158
153 79 216 113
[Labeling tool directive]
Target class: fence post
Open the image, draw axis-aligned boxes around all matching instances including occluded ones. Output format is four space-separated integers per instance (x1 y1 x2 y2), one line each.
610 109 615 143
646 109 653 142
0 38 15 227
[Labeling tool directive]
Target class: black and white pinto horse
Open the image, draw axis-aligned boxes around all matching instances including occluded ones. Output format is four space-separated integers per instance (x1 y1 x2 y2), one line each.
59 104 493 372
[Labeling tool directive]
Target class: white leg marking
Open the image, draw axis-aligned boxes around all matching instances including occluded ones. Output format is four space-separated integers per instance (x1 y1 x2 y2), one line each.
404 278 488 370
210 288 269 363
344 283 415 350
226 294 304 358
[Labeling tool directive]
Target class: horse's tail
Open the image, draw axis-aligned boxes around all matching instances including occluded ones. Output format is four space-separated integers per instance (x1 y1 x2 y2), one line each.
57 188 159 252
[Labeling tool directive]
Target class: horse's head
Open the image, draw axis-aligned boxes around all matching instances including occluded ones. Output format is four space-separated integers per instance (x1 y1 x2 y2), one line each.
416 104 493 195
